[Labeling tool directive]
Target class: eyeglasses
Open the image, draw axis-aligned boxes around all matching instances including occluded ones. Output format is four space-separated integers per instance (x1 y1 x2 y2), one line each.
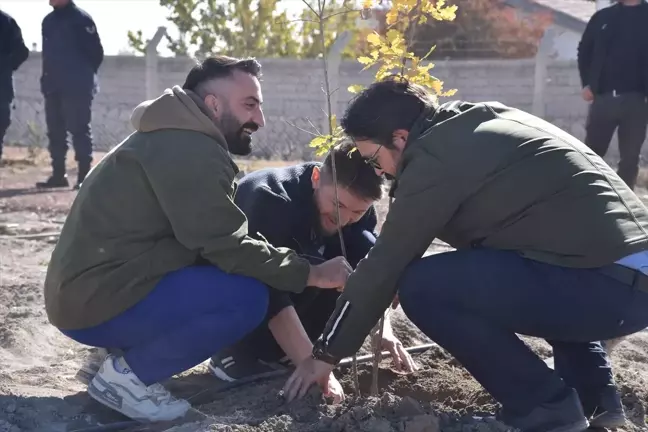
364 145 382 170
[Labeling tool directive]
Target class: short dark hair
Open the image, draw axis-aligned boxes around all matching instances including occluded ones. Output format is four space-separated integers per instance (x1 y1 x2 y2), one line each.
341 76 437 149
182 55 262 95
321 141 384 201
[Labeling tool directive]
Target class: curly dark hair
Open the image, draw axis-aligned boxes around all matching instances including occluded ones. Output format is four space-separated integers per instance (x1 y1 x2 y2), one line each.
341 75 437 149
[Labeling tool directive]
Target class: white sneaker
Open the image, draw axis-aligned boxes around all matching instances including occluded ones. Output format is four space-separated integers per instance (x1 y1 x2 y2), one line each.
75 348 109 385
88 355 191 422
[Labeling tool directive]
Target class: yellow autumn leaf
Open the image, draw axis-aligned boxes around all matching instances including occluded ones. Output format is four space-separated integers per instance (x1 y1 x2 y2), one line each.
358 56 374 65
386 8 399 25
386 29 400 43
309 135 328 150
330 114 337 129
362 0 373 7
366 32 381 46
348 84 365 94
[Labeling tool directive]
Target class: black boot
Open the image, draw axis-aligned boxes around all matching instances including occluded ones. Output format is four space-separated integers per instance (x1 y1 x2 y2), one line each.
74 161 91 190
500 388 589 432
588 386 627 429
36 160 68 189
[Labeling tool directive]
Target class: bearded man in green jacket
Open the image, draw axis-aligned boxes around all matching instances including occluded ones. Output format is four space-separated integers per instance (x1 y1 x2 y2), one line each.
284 76 648 432
44 56 352 423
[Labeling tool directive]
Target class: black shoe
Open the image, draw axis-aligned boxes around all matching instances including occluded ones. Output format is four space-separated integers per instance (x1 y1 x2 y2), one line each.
209 348 280 382
36 175 69 189
76 162 91 190
500 388 589 432
588 387 626 429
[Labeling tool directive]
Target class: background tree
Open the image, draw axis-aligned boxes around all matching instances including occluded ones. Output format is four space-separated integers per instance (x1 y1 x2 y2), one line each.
128 0 360 59
297 0 360 59
128 0 299 58
369 0 553 59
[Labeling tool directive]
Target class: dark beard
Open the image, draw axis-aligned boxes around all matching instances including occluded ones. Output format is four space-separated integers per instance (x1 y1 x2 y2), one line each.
218 109 258 156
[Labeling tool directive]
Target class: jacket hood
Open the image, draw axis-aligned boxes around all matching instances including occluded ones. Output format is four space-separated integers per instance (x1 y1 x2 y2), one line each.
130 85 228 150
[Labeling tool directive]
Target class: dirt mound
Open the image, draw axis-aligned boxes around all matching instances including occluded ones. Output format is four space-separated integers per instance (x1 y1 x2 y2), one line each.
0 156 647 432
163 377 510 432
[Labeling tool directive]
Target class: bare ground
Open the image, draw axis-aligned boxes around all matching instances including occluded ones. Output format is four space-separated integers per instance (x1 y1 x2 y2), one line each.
1 147 647 432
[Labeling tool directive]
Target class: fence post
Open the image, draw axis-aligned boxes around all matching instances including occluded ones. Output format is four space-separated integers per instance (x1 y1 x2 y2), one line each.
326 30 353 121
145 27 167 100
532 28 556 118
595 0 611 10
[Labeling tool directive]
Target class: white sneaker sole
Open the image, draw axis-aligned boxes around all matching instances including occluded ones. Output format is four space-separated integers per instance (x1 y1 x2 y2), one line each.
88 374 189 422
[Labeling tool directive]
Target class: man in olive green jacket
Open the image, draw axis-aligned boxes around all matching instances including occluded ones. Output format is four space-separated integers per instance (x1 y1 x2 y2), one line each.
45 56 351 423
284 77 648 432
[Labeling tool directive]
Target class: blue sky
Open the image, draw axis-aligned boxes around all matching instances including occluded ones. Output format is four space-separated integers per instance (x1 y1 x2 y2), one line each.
1 0 309 56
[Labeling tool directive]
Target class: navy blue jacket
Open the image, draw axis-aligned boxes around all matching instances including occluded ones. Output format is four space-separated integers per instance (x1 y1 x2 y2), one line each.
41 1 104 96
0 10 29 100
234 162 378 318
577 1 648 96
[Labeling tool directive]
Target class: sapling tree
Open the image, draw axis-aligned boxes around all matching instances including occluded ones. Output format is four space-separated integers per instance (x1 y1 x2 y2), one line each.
298 0 457 398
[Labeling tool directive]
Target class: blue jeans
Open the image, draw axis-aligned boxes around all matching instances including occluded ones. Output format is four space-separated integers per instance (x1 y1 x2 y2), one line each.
62 265 269 385
398 249 648 418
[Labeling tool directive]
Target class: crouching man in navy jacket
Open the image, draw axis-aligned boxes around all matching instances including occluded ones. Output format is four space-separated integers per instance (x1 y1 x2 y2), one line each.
209 142 418 401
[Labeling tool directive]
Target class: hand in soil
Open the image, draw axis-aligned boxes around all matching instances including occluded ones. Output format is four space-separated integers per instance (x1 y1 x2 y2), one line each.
324 372 345 403
283 357 334 402
380 331 419 373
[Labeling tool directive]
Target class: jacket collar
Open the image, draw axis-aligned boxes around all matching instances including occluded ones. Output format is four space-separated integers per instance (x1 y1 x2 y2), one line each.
387 102 461 197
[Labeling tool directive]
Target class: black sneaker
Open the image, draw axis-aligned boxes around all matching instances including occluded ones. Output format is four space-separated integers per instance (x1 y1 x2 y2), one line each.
36 175 69 189
209 348 279 382
588 387 627 429
499 388 589 432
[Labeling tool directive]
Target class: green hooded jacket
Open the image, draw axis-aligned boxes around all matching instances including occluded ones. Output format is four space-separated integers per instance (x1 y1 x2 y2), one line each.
44 86 310 330
319 100 648 359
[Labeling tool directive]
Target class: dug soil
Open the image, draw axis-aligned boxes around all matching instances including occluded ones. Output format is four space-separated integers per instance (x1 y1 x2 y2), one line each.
1 148 647 432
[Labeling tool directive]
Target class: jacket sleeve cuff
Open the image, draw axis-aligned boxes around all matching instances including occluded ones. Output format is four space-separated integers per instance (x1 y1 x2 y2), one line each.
267 289 294 319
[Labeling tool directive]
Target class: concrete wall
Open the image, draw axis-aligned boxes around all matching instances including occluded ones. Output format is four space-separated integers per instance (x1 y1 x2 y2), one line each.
5 53 633 161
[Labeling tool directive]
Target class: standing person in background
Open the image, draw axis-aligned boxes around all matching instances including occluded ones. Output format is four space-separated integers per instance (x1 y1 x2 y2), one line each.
0 9 29 165
38 0 103 190
577 0 648 190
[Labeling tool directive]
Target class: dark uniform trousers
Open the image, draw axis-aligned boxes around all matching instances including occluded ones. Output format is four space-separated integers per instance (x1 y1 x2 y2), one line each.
43 90 94 176
0 99 10 158
585 92 648 189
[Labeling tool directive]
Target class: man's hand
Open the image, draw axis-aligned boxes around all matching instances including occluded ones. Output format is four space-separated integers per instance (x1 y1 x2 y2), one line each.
378 330 418 373
324 372 345 403
582 86 594 102
307 256 352 289
283 357 334 402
